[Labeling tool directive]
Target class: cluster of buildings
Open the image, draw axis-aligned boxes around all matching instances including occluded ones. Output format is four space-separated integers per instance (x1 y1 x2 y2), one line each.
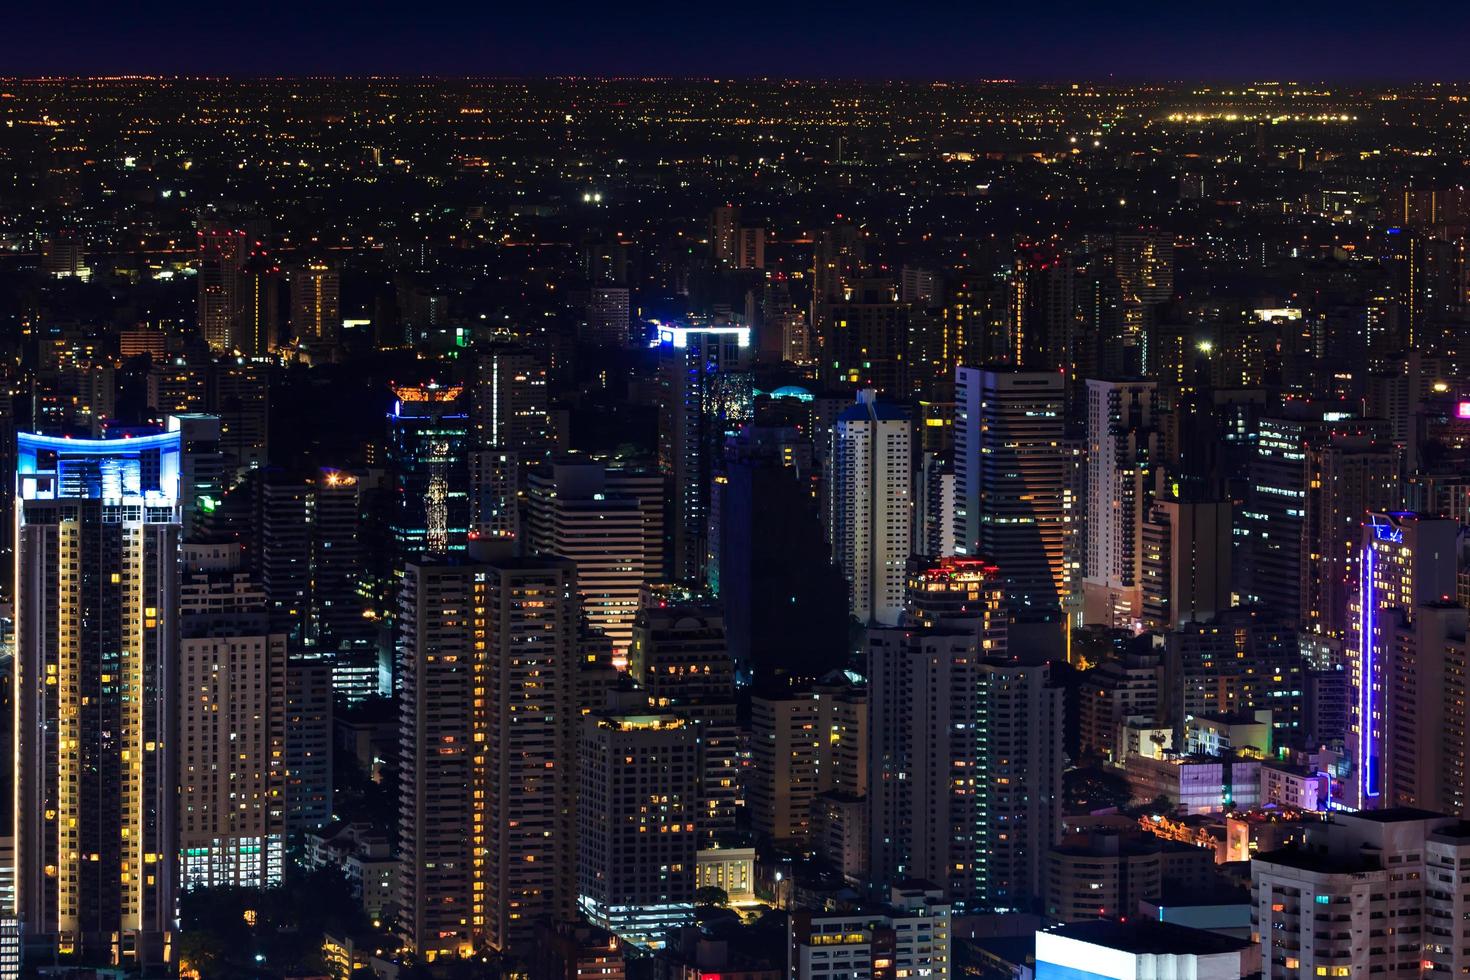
9 76 1470 980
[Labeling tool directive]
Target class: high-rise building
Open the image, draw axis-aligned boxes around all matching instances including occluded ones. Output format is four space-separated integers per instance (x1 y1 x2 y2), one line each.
527 460 650 662
1235 406 1382 626
628 606 739 841
212 359 271 480
397 547 577 957
169 412 224 542
284 655 333 834
1302 434 1401 640
832 390 911 626
1139 492 1233 631
577 709 699 945
749 675 867 844
868 621 1062 911
387 383 472 561
14 430 181 966
585 287 631 347
656 325 752 584
309 467 370 648
1252 810 1470 979
1162 607 1304 738
290 258 342 347
1083 379 1160 627
823 280 911 398
177 543 287 890
709 205 738 265
955 366 1072 621
258 471 311 639
1010 244 1077 371
715 425 849 680
197 221 247 352
1349 512 1459 810
236 252 282 356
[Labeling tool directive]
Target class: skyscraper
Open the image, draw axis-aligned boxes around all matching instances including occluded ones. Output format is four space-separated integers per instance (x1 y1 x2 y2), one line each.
1349 512 1458 809
584 287 631 347
290 258 342 348
954 366 1072 621
197 221 247 352
397 546 577 957
14 430 181 966
387 382 472 561
1083 379 1160 627
527 460 650 663
715 424 849 680
627 605 739 841
832 390 911 626
656 324 752 584
177 543 287 891
577 709 699 945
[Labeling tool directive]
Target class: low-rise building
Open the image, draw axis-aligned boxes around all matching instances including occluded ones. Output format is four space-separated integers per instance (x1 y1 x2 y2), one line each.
788 882 951 980
1034 919 1260 979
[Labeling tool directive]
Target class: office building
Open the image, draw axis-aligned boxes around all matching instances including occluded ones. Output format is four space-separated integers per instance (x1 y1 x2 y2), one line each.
14 431 181 966
832 390 911 626
657 324 752 584
397 547 577 957
955 366 1072 619
387 382 472 561
527 460 650 662
1236 407 1383 626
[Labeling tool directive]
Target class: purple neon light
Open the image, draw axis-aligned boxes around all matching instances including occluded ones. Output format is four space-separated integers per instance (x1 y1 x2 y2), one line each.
1359 542 1379 801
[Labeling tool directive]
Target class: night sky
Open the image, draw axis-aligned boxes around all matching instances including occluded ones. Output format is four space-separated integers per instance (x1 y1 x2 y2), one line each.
4 0 1470 80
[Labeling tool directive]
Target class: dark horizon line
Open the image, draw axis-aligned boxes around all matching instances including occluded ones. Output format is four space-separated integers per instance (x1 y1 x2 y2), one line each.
4 72 1470 87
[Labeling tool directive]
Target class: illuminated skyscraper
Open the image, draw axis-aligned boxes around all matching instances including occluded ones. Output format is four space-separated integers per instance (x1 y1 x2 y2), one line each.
397 546 577 957
577 709 699 945
197 221 247 352
290 258 342 348
14 430 181 966
176 543 287 891
1349 512 1458 810
656 325 752 584
868 560 1060 912
1083 379 1160 628
527 460 649 662
387 383 472 561
832 390 911 626
235 252 282 356
954 366 1072 620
